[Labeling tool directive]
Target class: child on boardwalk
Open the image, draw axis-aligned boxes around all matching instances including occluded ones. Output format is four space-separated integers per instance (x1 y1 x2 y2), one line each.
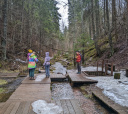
43 52 50 78
76 51 81 74
28 51 38 80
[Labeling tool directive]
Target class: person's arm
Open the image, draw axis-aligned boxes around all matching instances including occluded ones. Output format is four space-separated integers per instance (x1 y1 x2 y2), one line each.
33 55 38 62
43 57 46 66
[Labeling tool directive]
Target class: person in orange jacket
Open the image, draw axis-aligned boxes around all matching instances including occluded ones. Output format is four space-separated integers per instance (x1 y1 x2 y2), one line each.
76 51 81 74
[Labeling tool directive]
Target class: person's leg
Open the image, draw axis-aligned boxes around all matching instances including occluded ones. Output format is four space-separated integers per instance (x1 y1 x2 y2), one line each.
77 62 81 74
79 62 81 74
45 65 48 77
29 69 32 79
32 68 35 79
77 62 79 74
45 65 47 77
47 65 50 77
29 69 30 77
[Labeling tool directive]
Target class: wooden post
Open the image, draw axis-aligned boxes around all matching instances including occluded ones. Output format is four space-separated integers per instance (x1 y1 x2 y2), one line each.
105 63 108 75
97 61 98 72
111 62 113 76
102 60 104 72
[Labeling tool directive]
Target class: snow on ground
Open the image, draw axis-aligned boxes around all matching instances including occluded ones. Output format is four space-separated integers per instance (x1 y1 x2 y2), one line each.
32 100 63 114
52 62 67 75
83 66 128 107
35 74 46 81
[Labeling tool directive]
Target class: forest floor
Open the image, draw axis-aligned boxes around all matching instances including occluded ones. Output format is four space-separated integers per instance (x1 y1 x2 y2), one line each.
98 37 128 70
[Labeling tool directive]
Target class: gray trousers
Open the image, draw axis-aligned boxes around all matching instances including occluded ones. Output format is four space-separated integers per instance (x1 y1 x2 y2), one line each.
77 62 81 73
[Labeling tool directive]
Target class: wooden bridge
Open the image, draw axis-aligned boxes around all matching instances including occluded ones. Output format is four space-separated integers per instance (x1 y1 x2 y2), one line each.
0 73 84 114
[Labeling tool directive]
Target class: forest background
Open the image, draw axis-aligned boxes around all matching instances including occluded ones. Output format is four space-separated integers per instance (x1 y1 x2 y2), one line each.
0 0 128 70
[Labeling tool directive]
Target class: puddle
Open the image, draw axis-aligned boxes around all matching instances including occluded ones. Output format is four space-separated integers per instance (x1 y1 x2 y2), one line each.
0 77 25 102
51 83 74 100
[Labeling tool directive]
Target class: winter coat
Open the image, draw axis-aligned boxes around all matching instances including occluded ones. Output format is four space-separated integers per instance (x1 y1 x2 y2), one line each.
28 53 38 69
43 52 50 66
27 53 31 61
76 54 81 63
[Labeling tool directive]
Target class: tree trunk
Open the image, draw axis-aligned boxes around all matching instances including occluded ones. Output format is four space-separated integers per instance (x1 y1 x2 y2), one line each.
127 0 128 46
112 0 117 40
95 0 101 56
2 0 8 60
20 0 24 43
91 0 100 56
106 0 113 55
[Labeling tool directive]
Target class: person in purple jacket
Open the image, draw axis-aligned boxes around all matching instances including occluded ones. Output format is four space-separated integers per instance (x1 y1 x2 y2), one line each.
43 52 50 78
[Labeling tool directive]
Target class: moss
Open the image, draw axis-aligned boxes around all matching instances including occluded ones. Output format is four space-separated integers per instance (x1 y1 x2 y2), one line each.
50 69 53 71
114 73 120 79
0 80 7 85
0 64 2 68
0 92 13 102
0 88 5 94
85 48 96 58
80 86 85 90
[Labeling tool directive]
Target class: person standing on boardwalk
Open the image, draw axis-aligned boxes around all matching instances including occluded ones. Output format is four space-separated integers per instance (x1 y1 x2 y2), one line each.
43 52 50 78
76 51 81 74
28 51 38 80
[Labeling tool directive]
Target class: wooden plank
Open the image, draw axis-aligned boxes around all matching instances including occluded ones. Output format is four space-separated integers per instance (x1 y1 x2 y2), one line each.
27 104 35 114
22 101 31 114
0 72 19 78
0 102 11 114
65 100 76 114
92 89 128 114
70 99 84 114
68 72 97 84
22 75 51 84
60 100 69 114
55 100 63 114
10 102 20 114
16 101 26 114
0 103 5 109
4 102 15 114
8 84 51 102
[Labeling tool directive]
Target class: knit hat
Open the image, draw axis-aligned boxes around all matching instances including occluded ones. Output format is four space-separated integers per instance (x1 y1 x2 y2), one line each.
28 49 32 53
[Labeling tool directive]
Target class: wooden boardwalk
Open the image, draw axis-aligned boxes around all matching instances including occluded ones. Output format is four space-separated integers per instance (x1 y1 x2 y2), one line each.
0 99 84 114
7 84 51 102
50 73 66 81
0 101 35 114
92 88 128 114
0 73 85 114
51 99 84 114
0 72 19 78
68 72 98 86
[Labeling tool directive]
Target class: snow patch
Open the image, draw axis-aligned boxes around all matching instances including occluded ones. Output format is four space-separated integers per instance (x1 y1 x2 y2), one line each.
52 62 67 75
83 66 128 107
32 100 63 114
35 75 45 81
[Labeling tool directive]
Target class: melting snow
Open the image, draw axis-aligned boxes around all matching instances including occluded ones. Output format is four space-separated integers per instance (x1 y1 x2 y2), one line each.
35 75 45 81
32 100 63 114
52 62 67 75
83 66 128 107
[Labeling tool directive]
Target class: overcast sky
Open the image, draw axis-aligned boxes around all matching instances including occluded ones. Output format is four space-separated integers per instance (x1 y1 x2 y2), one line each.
56 0 69 32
